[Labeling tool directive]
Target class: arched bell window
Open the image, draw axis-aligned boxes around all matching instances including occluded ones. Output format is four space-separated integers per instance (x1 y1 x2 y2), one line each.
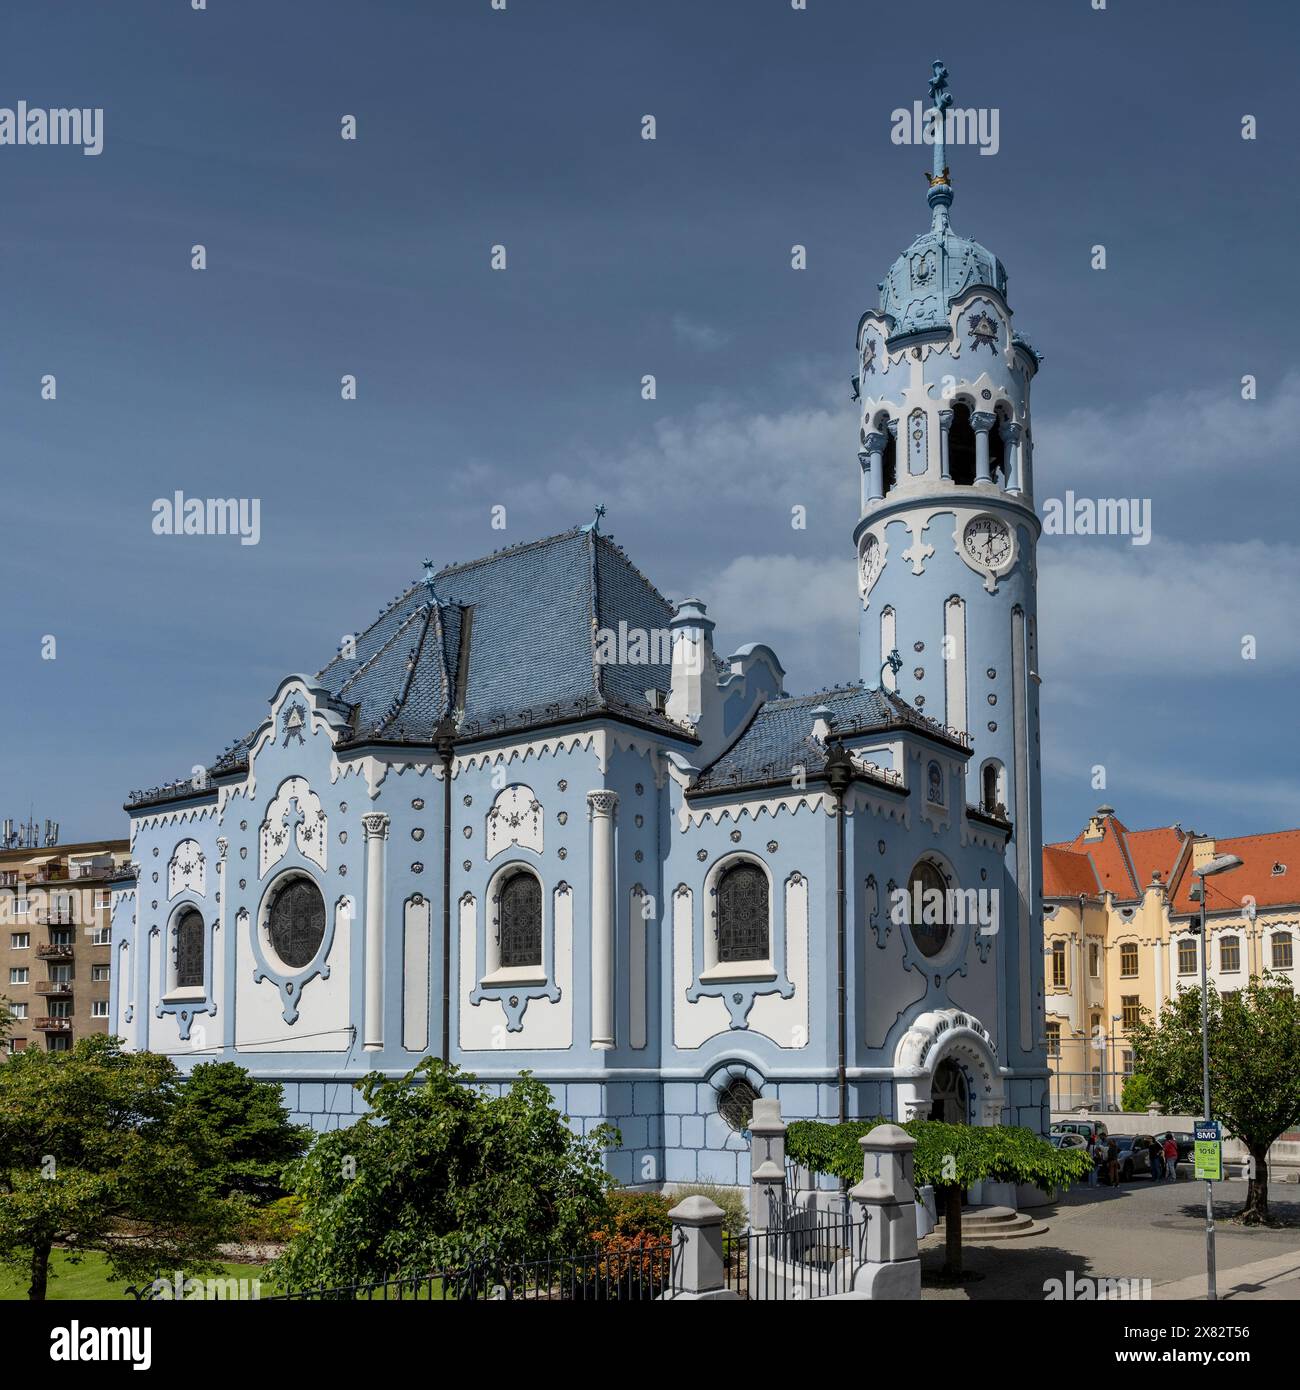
948 403 976 485
498 870 542 969
717 862 769 963
175 907 205 989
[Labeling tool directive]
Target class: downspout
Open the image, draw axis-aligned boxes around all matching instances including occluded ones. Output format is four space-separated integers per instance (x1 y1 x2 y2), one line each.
825 742 854 1123
438 725 454 1062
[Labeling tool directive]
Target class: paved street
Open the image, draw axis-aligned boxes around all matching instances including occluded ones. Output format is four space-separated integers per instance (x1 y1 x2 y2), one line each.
919 1176 1300 1301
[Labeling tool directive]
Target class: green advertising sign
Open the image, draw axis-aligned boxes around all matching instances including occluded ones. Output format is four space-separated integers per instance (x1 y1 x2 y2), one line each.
1194 1121 1222 1181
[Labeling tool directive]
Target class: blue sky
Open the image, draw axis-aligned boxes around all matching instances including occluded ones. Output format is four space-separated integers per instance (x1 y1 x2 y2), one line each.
0 0 1295 846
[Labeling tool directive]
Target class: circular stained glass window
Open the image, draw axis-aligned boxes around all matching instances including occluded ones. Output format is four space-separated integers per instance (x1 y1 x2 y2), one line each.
268 877 326 969
908 860 951 959
717 1077 759 1132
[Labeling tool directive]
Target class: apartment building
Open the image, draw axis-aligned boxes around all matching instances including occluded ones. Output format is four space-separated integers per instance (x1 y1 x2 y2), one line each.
1042 806 1297 1110
0 837 130 1054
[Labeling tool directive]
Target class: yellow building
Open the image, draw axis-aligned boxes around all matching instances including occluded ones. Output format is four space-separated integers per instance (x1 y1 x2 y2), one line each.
1042 806 1298 1111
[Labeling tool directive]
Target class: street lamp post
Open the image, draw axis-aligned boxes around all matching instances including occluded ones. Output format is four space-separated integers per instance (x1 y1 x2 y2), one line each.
1190 852 1243 1303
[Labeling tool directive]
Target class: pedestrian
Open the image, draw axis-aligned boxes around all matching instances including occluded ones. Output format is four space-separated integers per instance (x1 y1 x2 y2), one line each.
1147 1135 1163 1181
1087 1136 1100 1187
1162 1132 1179 1181
1106 1135 1120 1187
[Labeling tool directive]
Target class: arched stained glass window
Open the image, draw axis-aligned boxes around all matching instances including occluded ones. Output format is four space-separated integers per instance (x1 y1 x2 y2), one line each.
175 908 205 988
499 871 542 969
717 863 769 963
269 878 326 969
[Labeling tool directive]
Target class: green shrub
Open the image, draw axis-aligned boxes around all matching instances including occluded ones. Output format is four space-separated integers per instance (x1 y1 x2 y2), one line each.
597 1190 673 1241
666 1182 748 1238
1121 1072 1157 1113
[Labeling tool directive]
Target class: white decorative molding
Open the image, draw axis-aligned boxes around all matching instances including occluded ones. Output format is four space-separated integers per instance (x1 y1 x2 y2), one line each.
259 777 327 879
167 839 206 900
486 784 544 859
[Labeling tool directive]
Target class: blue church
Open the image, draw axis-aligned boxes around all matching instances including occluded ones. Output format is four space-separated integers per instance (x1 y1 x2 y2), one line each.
112 64 1048 1189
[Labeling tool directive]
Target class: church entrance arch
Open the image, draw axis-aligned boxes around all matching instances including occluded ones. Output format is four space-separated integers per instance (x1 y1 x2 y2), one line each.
893 1006 1005 1124
929 1056 970 1124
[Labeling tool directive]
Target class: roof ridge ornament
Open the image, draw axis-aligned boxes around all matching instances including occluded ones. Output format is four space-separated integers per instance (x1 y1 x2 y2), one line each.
421 557 442 603
581 503 607 534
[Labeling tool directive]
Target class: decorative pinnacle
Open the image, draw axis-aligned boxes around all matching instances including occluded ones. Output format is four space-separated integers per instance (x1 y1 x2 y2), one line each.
926 59 955 228
874 648 904 693
421 557 442 602
581 503 607 534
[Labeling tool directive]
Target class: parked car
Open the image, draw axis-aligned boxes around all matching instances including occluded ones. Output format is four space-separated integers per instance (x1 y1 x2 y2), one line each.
1113 1134 1157 1181
1052 1120 1108 1141
1048 1132 1088 1150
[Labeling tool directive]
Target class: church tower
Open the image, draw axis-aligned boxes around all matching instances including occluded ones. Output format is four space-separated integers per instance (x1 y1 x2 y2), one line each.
854 61 1045 1070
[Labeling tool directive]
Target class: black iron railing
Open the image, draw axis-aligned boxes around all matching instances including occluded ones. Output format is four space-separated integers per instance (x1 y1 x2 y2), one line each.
725 1205 865 1301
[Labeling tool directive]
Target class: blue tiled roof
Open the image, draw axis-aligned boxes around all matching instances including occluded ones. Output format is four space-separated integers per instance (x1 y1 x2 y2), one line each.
129 528 685 808
692 683 966 795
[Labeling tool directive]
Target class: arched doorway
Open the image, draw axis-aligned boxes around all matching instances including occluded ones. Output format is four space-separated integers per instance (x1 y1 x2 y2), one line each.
930 1057 970 1124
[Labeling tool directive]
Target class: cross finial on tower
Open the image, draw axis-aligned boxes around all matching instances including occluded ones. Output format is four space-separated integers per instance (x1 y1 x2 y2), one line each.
421 557 442 602
925 59 955 230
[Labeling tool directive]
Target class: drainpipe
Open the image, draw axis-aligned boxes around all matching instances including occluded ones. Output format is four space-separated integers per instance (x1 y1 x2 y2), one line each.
825 742 854 1123
436 721 455 1062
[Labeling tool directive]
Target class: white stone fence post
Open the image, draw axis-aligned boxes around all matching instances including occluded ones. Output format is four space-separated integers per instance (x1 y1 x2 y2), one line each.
749 1097 787 1231
848 1123 921 1299
658 1195 740 1301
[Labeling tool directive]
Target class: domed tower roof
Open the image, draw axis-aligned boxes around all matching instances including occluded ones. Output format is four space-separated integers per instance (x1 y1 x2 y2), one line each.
877 61 1008 340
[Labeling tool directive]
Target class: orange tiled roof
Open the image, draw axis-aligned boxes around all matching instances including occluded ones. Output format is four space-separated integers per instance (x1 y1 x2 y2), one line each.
1042 845 1099 898
1044 811 1189 903
1167 829 1300 918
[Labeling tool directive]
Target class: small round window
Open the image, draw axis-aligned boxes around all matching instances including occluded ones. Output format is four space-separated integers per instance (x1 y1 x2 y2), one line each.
267 877 326 969
717 1078 759 1132
908 860 951 959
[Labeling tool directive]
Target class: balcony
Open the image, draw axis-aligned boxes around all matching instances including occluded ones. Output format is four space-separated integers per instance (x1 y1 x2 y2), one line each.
36 943 74 961
35 980 73 997
34 1017 72 1033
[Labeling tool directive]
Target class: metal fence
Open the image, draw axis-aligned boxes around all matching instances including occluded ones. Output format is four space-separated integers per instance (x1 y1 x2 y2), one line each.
254 1234 681 1302
725 1204 866 1301
1048 1067 1136 1115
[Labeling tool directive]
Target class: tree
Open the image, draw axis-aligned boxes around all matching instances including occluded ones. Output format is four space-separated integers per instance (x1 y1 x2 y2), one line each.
273 1058 616 1291
1121 1072 1157 1113
787 1118 1092 1278
1129 975 1300 1224
0 1036 236 1299
170 1061 311 1201
0 996 13 1049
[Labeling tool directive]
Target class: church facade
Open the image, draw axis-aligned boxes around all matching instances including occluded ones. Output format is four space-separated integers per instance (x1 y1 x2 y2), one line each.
111 64 1048 1189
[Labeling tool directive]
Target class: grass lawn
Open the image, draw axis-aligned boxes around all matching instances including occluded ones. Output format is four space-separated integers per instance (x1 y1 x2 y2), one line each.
0 1248 271 1301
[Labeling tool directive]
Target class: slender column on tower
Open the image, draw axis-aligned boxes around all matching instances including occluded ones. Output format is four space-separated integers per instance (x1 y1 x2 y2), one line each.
972 412 995 483
858 451 871 511
863 432 886 502
1001 421 1023 493
587 790 618 1050
938 409 953 480
361 812 389 1050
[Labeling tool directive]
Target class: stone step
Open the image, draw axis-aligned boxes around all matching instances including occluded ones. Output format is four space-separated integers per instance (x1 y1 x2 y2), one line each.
935 1205 1046 1240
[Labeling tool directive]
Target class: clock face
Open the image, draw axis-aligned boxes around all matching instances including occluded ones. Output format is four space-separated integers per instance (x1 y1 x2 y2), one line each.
860 535 883 591
963 516 1011 568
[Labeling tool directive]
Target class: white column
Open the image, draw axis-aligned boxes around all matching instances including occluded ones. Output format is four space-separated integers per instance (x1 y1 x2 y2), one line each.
1001 421 1023 492
362 812 389 1051
587 790 618 1050
863 431 886 502
972 411 995 483
937 409 953 480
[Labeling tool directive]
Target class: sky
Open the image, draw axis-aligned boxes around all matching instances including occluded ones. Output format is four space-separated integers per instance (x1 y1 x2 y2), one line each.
0 0 1295 847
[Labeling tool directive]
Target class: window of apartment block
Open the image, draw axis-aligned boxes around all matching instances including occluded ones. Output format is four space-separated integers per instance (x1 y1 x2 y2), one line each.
49 1000 71 1019
14 898 28 916
1051 940 1066 989
1220 936 1240 973
90 927 112 945
91 1000 109 1018
1120 942 1139 977
50 929 74 947
47 1035 70 1052
1089 942 1100 977
1273 933 1294 970
1178 938 1197 975
49 965 71 983
1045 1022 1060 1057
91 965 110 982
1123 1050 1135 1076
10 1003 27 1020
10 932 30 949
1122 995 1140 1028
1090 1068 1101 1098
8 968 28 985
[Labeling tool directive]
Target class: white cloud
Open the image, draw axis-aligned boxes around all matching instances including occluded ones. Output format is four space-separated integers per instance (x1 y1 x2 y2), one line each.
1038 538 1300 677
671 314 729 352
682 551 858 690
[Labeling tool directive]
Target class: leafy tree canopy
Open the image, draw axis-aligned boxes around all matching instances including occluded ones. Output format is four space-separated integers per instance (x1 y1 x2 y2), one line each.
273 1058 617 1291
1129 974 1300 1222
0 1036 235 1299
